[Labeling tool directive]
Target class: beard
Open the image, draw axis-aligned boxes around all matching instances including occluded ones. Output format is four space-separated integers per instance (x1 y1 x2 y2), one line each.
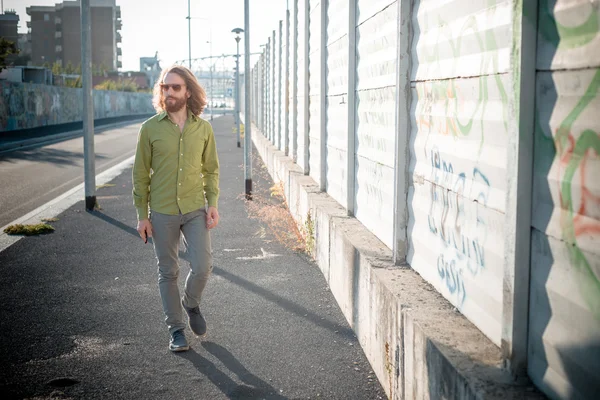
164 96 187 113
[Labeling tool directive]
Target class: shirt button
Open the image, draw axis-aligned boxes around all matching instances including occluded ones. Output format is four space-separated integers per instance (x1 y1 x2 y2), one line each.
178 183 181 185
181 153 183 156
177 197 180 200
180 168 182 171
180 139 182 141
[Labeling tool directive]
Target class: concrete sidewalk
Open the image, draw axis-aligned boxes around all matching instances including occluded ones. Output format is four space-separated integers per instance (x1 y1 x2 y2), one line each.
0 115 385 399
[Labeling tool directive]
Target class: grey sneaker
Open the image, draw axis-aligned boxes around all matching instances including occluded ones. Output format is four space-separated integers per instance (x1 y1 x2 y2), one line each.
182 300 207 337
169 329 189 352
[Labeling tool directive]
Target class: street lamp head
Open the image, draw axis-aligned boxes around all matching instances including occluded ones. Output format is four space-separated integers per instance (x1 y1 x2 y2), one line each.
231 28 244 34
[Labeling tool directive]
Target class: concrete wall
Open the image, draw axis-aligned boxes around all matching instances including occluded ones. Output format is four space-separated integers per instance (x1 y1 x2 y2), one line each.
0 81 153 132
247 0 600 398
529 1 600 399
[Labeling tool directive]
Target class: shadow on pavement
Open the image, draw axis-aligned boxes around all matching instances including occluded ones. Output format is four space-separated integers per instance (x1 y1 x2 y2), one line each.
179 345 288 400
0 147 109 165
89 209 146 241
213 266 355 339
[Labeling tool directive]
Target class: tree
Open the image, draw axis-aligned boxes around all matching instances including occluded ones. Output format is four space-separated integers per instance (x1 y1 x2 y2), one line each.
64 61 75 74
52 61 63 75
0 38 19 72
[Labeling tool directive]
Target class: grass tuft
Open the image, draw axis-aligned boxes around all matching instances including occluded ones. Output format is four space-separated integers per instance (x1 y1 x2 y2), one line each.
3 223 55 236
96 183 116 189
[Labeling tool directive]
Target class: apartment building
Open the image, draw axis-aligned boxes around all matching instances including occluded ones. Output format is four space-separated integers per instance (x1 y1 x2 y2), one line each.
26 0 122 70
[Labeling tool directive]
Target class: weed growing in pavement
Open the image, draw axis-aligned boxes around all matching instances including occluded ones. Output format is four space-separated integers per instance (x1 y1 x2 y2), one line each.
3 223 55 236
243 180 306 252
241 162 315 254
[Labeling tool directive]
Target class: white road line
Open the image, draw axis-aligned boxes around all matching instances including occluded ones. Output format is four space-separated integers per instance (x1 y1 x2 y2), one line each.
0 155 135 254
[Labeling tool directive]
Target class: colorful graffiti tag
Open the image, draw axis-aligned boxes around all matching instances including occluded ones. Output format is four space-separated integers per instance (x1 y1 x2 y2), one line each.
536 0 600 320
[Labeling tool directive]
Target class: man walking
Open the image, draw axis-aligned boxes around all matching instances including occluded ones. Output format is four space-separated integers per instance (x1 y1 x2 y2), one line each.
133 65 220 352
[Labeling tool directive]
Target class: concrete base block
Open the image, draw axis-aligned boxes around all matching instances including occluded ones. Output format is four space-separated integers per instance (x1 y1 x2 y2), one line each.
251 130 542 400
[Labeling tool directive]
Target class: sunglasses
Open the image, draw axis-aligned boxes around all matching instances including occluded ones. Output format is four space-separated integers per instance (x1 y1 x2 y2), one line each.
160 84 185 92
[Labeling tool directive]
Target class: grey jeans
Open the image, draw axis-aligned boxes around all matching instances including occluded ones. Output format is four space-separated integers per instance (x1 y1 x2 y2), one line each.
150 209 212 334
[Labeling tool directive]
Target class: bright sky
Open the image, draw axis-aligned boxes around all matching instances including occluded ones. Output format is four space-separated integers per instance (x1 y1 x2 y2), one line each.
6 0 289 72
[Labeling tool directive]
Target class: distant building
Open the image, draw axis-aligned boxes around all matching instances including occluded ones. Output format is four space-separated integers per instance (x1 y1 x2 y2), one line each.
140 52 161 88
17 33 31 57
26 0 122 70
0 66 53 85
25 6 56 65
0 11 20 65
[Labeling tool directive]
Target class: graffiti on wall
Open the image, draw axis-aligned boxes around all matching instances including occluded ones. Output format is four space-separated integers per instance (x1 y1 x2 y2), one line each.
535 0 600 320
542 69 600 319
427 147 491 306
411 0 510 311
0 81 153 132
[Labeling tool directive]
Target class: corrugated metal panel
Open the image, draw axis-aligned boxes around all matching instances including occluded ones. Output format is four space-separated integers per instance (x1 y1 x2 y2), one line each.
529 231 600 400
327 0 348 45
326 97 348 208
529 67 600 400
309 1 322 183
356 1 397 91
271 30 279 147
325 1 348 208
407 69 510 344
357 0 396 26
277 23 284 152
355 86 396 169
411 0 511 81
289 1 298 159
284 12 290 153
273 28 280 149
537 0 600 71
266 42 272 141
327 34 348 97
354 3 396 249
297 0 308 171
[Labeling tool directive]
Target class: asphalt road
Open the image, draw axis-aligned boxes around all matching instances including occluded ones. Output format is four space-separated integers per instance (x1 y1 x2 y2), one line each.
0 115 386 399
0 122 142 228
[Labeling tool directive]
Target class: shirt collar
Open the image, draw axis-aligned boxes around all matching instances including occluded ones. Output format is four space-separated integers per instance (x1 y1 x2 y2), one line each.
158 109 199 122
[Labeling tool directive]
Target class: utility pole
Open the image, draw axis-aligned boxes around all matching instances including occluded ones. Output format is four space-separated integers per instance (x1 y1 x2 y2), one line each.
232 28 244 148
81 0 95 211
187 0 191 69
244 0 252 200
209 33 213 121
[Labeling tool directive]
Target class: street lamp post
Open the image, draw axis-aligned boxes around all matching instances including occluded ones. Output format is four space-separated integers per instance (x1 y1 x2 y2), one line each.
244 0 252 200
187 0 191 69
232 28 244 148
209 36 213 121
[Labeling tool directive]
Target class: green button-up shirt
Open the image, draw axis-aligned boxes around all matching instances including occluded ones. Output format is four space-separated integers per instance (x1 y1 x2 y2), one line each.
132 110 220 221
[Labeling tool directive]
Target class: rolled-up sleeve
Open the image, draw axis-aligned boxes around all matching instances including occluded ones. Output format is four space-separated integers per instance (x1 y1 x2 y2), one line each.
132 124 152 220
201 125 220 209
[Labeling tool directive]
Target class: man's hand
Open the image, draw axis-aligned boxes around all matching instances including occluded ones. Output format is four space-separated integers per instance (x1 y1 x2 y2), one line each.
137 219 153 243
206 206 219 230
